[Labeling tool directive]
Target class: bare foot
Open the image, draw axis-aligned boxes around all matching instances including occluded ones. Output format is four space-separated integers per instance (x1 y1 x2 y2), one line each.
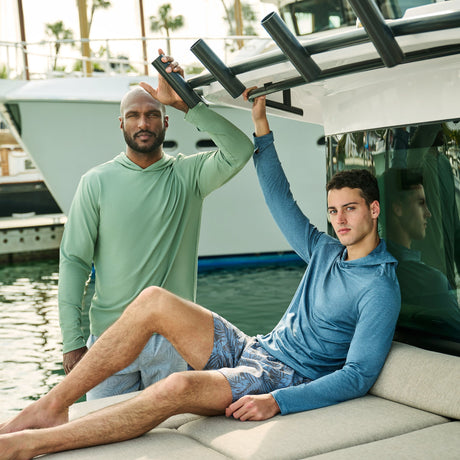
0 431 35 460
0 397 68 435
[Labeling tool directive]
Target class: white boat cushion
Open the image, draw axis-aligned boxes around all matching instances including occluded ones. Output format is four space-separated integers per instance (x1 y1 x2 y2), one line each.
42 427 228 459
305 421 460 460
370 341 460 419
178 395 447 459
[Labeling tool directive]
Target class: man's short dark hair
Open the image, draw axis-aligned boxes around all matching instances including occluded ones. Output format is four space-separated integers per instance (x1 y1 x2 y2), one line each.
382 168 424 204
326 169 379 205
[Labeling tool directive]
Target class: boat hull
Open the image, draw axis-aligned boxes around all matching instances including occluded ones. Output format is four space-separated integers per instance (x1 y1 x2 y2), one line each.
0 76 326 257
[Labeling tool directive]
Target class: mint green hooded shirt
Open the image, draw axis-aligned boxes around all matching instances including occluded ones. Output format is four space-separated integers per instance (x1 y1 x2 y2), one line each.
59 103 253 353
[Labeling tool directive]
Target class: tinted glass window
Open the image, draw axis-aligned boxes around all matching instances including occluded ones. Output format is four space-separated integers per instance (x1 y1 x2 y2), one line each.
280 0 436 35
280 0 355 35
327 120 460 355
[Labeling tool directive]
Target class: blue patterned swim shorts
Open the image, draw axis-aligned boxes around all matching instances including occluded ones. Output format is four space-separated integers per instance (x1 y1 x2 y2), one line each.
203 313 311 402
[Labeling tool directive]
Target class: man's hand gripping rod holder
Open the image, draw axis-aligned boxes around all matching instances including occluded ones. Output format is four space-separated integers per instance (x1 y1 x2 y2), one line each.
151 55 204 109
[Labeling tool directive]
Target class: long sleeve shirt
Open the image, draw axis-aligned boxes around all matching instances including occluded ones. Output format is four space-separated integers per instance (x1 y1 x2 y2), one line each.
59 102 253 353
253 131 401 415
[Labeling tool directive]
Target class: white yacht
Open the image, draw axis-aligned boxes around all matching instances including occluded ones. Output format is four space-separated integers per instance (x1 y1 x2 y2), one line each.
0 62 324 262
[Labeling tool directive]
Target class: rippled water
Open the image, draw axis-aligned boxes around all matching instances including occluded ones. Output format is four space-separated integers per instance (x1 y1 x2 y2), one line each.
0 259 305 417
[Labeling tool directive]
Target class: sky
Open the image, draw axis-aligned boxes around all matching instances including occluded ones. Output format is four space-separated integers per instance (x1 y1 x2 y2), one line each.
0 0 276 77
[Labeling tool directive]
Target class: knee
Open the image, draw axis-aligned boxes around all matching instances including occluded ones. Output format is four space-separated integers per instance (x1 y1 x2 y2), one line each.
138 285 167 302
160 372 196 399
139 372 199 413
129 286 170 318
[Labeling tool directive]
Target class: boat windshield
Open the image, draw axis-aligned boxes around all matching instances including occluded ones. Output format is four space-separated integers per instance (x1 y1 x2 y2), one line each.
279 0 436 35
327 120 460 355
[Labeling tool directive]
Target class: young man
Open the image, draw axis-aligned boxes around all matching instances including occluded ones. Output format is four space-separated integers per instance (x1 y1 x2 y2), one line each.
0 94 400 459
59 49 254 399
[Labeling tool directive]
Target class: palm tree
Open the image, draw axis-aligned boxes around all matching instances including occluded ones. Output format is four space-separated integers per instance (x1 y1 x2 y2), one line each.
74 0 112 73
45 21 74 70
220 0 258 50
0 64 8 79
229 2 257 35
149 3 184 56
220 0 234 34
87 0 112 36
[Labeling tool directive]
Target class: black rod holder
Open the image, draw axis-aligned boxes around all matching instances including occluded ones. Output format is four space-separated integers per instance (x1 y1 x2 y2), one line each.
191 39 246 98
151 55 203 109
348 0 404 67
261 12 321 83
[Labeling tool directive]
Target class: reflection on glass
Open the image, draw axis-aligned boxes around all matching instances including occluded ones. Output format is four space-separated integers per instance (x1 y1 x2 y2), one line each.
280 0 355 35
327 119 460 353
382 169 460 342
279 0 435 36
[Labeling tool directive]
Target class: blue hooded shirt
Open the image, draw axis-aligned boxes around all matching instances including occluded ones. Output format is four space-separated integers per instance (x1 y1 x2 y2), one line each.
253 132 401 414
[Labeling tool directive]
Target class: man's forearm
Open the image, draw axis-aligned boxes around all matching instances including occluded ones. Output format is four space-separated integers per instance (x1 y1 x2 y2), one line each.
185 103 253 167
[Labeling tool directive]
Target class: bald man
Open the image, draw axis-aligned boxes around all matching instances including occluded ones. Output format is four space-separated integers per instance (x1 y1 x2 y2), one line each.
58 50 253 399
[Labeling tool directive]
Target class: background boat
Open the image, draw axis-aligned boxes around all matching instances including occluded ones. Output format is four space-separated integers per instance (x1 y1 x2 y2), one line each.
0 0 329 260
0 74 325 259
0 122 61 217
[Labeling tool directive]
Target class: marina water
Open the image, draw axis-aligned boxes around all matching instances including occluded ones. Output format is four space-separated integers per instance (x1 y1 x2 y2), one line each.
0 259 305 417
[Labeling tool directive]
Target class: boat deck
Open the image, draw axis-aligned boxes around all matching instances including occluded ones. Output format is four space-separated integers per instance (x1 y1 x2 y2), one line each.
0 212 66 263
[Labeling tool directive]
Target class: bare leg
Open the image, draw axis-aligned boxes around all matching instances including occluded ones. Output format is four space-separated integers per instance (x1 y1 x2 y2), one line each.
1 370 232 459
0 287 215 435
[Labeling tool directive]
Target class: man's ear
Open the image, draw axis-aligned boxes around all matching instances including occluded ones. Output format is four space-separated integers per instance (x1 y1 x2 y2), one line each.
164 115 169 129
119 116 123 130
391 201 404 218
371 200 380 219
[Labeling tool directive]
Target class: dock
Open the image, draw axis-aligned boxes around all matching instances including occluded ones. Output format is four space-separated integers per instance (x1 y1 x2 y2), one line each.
0 212 66 264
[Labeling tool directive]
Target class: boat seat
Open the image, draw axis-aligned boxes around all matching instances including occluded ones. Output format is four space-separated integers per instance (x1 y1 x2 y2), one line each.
41 341 460 459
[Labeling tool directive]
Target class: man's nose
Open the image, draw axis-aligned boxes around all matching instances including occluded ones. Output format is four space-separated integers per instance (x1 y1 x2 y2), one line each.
336 210 346 224
138 115 148 128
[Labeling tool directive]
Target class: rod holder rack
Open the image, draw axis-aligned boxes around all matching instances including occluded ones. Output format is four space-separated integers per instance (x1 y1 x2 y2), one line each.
348 0 404 67
261 12 321 83
191 39 246 98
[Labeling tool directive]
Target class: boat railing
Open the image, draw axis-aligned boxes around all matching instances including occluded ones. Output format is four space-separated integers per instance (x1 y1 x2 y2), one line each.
0 35 272 80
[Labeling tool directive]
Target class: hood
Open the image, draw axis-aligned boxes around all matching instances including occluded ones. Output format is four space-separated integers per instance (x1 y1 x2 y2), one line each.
113 152 175 172
341 239 398 267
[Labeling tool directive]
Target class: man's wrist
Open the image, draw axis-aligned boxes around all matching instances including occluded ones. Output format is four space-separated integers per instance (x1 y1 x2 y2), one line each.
254 120 270 137
172 100 189 113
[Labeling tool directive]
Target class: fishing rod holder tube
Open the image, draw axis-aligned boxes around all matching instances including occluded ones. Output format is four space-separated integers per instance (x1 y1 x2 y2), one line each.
191 39 246 98
348 0 404 67
151 55 203 109
261 12 321 83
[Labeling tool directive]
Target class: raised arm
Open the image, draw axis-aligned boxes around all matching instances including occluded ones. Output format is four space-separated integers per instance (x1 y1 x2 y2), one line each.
183 103 254 197
246 91 323 261
141 51 253 197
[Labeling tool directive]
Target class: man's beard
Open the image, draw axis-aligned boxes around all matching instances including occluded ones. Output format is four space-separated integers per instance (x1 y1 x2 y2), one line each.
124 128 166 154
